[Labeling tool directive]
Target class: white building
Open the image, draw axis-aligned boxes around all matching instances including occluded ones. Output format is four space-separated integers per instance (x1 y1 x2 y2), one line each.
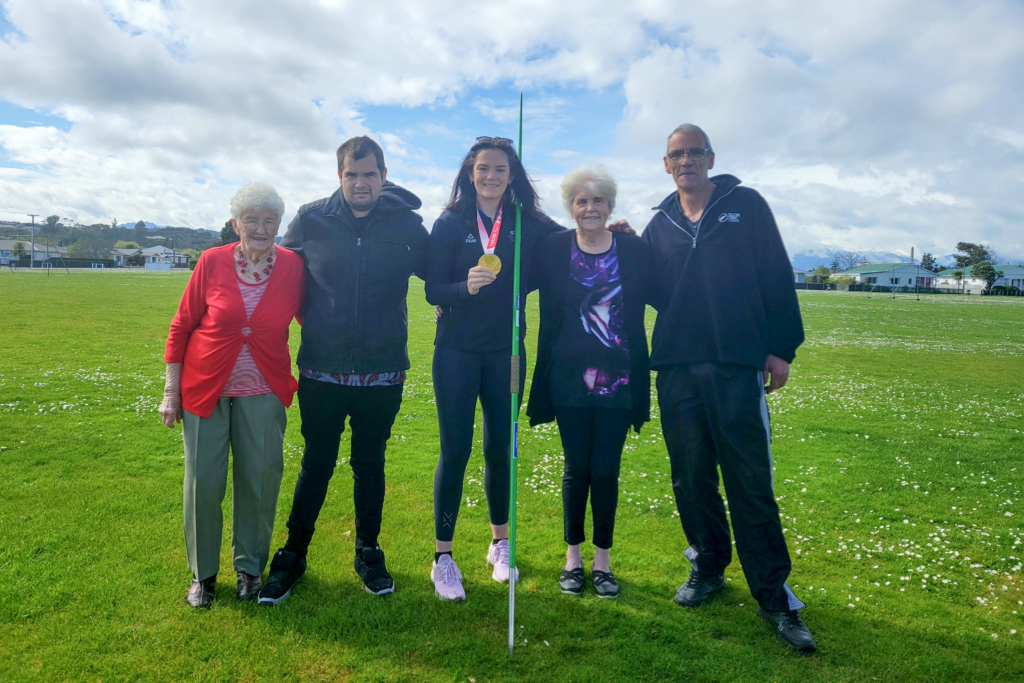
838 263 938 288
0 239 67 266
936 264 1024 294
793 268 807 283
139 245 189 269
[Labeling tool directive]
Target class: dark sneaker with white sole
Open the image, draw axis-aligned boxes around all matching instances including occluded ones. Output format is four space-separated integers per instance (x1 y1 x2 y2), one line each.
187 575 216 608
559 567 584 595
673 568 725 607
258 549 306 606
592 569 620 598
354 546 395 595
759 607 817 652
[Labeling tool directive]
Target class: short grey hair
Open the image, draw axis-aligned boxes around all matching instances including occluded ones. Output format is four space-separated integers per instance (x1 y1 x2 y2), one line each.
667 123 713 152
560 164 617 216
230 181 285 221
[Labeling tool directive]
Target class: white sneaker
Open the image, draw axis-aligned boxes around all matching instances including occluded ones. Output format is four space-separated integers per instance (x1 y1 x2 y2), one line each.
431 554 466 601
486 539 520 583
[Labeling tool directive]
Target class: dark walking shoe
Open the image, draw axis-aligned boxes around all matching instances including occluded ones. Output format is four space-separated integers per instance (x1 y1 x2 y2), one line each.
592 569 620 599
759 607 817 652
187 575 216 608
673 568 725 607
559 567 584 595
236 571 262 602
354 546 395 595
258 549 306 606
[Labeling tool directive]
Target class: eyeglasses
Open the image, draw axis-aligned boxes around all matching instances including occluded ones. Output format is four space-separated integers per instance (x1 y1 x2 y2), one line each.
666 147 711 162
241 217 281 231
476 136 515 148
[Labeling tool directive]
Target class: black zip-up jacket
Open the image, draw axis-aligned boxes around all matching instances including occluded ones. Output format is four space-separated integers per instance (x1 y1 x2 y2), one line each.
280 182 429 374
642 174 804 370
526 230 653 433
425 201 561 352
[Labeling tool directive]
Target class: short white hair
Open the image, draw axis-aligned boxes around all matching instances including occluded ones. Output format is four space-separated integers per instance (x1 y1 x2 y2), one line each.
560 165 617 216
668 123 713 152
230 181 285 221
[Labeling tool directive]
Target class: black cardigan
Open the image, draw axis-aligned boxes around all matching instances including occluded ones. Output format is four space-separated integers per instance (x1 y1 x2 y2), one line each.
526 230 652 433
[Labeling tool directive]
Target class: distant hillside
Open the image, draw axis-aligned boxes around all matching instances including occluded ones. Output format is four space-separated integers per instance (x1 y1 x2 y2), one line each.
791 248 958 270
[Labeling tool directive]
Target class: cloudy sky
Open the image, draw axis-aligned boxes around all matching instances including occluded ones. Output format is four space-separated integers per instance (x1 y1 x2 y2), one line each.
1 0 1022 263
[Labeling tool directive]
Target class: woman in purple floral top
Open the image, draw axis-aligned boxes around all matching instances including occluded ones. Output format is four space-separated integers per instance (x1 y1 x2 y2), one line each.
527 165 653 598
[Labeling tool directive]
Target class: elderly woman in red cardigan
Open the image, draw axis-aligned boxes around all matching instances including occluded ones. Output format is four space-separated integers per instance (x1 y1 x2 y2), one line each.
158 182 304 608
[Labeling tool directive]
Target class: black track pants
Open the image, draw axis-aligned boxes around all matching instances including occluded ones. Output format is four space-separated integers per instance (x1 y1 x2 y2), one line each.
285 377 403 552
554 406 632 549
658 363 801 612
432 345 525 542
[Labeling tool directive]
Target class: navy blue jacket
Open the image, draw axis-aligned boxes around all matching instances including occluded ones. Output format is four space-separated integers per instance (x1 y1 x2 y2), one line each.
642 174 804 370
425 201 561 352
280 182 429 374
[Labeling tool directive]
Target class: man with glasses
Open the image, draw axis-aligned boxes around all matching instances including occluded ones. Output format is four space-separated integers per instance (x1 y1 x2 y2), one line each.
258 136 429 604
642 124 815 651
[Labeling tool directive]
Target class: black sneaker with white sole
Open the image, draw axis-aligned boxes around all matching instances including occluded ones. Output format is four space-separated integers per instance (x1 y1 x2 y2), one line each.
257 549 306 606
355 546 395 595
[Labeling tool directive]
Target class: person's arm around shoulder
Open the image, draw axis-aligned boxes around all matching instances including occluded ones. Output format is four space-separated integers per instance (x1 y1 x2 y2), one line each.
750 191 804 393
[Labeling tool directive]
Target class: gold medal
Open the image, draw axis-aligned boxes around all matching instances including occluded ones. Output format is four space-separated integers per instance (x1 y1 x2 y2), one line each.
478 253 502 275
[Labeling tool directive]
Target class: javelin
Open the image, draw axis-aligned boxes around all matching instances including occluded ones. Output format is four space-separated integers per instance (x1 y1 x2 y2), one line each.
508 92 523 656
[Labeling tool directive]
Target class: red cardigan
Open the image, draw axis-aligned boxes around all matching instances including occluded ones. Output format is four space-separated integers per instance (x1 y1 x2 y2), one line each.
164 244 305 418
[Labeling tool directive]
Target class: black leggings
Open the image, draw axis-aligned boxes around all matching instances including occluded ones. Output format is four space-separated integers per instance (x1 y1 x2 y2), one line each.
432 345 525 542
554 406 632 549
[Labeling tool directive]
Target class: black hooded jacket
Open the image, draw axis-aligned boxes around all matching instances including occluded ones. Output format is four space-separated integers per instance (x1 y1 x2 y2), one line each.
280 182 429 375
641 174 804 370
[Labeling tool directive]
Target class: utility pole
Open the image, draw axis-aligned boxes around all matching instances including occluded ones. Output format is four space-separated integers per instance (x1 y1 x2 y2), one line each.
27 214 38 268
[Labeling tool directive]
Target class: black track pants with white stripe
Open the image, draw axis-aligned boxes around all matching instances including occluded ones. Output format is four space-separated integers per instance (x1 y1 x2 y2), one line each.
657 362 797 612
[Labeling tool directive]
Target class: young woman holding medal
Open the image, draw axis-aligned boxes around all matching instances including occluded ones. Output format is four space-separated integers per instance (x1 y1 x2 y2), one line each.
424 136 561 600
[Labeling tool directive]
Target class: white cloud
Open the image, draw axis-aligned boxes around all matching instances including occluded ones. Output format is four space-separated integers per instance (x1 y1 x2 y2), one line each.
0 0 1020 261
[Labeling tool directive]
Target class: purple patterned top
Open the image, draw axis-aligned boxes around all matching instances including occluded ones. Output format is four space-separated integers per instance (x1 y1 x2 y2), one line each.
550 236 631 407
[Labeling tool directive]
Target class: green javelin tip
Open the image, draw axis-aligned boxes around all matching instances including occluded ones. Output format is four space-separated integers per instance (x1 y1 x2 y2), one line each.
508 92 523 656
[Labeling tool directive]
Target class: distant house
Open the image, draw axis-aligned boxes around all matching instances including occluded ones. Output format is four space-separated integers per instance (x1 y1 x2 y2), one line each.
139 245 189 270
0 239 67 266
110 248 142 267
838 263 938 288
936 264 1024 294
793 268 807 284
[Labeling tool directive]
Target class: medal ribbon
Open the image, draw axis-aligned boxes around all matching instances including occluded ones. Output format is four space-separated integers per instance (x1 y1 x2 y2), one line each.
476 203 504 255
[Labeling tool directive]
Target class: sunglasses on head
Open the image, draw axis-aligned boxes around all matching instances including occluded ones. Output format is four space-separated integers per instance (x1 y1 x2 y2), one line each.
476 136 515 148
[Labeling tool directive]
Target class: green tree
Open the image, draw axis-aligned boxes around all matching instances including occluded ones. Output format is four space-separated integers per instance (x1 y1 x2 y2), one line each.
971 261 1002 292
919 252 935 271
66 234 109 260
221 219 239 245
954 242 995 269
829 256 840 272
113 240 140 250
134 220 147 232
110 218 118 231
12 241 26 258
808 265 832 284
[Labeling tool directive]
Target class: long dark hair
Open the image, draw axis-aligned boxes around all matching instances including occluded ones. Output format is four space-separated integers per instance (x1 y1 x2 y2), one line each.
446 140 545 221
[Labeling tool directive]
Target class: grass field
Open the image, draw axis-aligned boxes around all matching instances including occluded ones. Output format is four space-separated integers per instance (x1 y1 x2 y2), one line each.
1 270 1022 682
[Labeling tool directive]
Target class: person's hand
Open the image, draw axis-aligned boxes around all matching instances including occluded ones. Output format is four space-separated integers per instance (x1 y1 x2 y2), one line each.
607 219 636 235
435 305 443 324
159 395 183 428
467 265 497 295
763 354 790 394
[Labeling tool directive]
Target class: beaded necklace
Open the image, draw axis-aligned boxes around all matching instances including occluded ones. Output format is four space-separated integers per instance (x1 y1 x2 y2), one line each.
234 244 276 284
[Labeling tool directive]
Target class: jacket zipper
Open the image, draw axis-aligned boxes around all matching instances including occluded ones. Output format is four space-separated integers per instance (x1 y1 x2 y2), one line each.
352 236 361 373
657 186 737 249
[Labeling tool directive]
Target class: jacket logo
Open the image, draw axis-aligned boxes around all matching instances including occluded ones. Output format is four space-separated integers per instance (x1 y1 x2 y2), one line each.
465 233 478 243
508 230 515 241
719 213 740 222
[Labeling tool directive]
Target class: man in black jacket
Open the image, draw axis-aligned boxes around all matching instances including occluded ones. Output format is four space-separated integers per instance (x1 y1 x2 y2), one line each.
643 124 816 652
258 136 429 605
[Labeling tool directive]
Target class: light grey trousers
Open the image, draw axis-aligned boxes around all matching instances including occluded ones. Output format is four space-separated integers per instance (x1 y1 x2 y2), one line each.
183 393 286 581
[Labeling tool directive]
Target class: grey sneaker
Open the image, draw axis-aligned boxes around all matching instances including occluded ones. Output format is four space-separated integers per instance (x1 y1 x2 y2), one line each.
187 575 216 608
592 569 619 599
559 567 584 595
